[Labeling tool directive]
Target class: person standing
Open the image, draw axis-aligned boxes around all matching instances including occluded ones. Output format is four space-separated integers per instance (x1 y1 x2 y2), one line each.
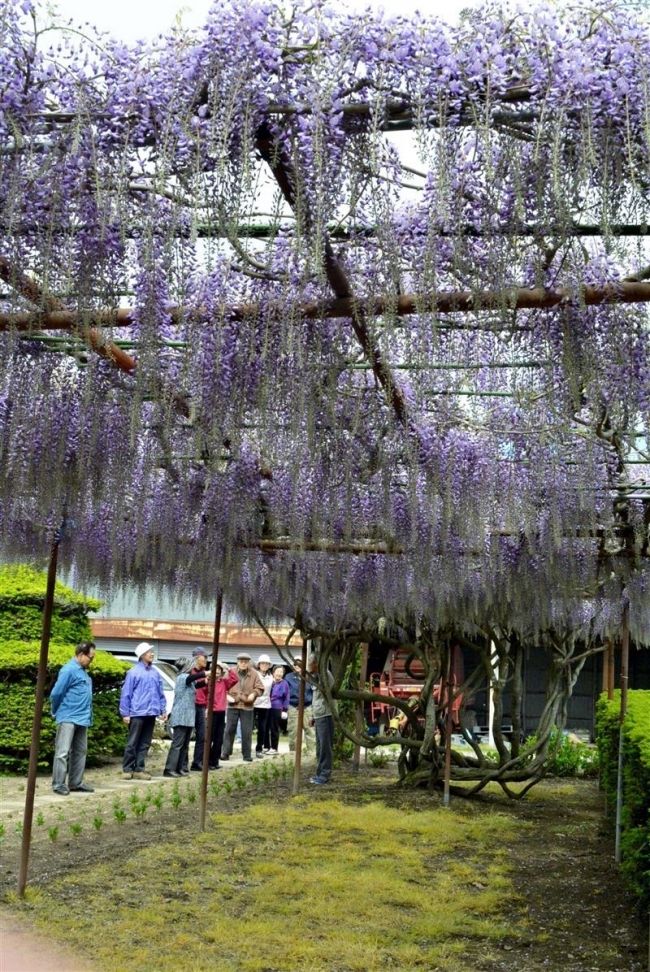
253 653 273 757
49 641 96 795
119 642 167 780
187 647 209 771
308 655 337 785
163 657 207 778
285 656 314 753
205 660 238 770
221 652 264 763
268 663 290 754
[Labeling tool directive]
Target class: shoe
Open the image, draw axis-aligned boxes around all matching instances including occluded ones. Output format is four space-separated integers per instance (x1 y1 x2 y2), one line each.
309 777 329 785
256 752 264 759
132 771 152 780
70 783 94 792
121 772 133 780
190 764 202 771
220 755 229 761
262 748 271 754
243 757 253 762
53 785 69 795
269 749 278 755
208 764 221 770
163 770 180 778
178 770 190 776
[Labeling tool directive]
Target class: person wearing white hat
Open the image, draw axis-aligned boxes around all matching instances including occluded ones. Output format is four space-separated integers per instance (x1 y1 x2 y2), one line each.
119 642 167 780
221 651 264 762
253 653 273 757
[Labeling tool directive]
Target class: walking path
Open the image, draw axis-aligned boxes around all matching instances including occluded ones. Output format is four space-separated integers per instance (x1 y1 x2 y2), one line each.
1 739 302 971
1 910 95 972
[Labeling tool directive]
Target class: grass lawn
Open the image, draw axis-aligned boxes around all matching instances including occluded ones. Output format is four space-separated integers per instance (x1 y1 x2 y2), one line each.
18 790 522 971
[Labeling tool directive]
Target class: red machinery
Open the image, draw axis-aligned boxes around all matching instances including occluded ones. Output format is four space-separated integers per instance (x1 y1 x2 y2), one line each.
368 645 464 733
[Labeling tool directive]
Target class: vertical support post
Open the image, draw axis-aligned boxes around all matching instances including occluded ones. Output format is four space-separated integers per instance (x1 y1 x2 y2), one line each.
601 639 611 695
488 642 498 749
199 588 222 833
607 639 615 700
614 600 630 864
18 533 60 897
442 645 453 808
352 643 369 773
291 638 308 796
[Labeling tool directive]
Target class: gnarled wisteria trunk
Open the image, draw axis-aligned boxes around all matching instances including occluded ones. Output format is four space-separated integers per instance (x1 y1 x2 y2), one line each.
309 628 605 797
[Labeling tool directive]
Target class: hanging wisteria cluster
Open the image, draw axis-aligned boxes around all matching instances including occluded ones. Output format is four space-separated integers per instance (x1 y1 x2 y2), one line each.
0 0 649 655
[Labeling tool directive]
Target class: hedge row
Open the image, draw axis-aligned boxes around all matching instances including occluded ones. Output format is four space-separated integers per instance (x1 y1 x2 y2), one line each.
596 690 650 906
0 564 101 612
0 643 129 772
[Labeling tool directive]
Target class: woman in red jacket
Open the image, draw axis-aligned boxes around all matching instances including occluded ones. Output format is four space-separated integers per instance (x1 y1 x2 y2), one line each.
203 661 238 770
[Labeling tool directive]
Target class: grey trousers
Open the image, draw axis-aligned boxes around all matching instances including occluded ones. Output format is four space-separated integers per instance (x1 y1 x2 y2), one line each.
222 708 255 760
52 722 88 789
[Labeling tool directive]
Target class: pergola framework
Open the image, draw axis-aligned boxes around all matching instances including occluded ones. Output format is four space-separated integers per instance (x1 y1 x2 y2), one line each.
1 0 649 793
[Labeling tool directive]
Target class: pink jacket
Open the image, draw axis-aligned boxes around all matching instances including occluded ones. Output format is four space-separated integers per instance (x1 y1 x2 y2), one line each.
195 668 238 712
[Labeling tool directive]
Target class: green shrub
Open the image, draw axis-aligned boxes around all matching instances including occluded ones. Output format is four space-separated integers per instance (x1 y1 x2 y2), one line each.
520 727 599 778
596 690 650 906
545 728 599 778
0 564 100 644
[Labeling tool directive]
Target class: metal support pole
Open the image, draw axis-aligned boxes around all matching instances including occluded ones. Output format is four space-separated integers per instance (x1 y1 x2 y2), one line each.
291 638 308 796
199 589 222 832
614 600 630 864
18 534 60 897
442 646 454 808
352 643 369 773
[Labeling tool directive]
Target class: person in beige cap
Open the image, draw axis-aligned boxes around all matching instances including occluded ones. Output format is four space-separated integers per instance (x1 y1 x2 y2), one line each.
221 651 264 762
119 642 167 780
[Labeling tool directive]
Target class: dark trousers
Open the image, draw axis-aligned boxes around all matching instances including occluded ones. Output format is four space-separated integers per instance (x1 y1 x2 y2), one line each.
314 715 334 781
165 725 192 774
122 716 156 772
208 710 226 768
222 708 255 760
269 709 283 750
255 708 272 752
189 705 206 770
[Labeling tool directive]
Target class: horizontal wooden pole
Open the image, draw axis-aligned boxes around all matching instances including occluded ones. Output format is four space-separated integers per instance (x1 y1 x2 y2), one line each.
1 281 649 333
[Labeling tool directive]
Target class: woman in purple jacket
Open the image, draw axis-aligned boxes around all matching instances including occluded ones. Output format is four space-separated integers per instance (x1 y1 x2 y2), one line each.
268 664 290 755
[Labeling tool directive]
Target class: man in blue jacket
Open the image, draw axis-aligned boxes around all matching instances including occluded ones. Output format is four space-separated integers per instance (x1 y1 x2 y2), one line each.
119 642 167 780
50 640 96 795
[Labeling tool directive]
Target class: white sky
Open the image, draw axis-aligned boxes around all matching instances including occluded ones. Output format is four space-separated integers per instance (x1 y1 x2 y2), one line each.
49 0 483 41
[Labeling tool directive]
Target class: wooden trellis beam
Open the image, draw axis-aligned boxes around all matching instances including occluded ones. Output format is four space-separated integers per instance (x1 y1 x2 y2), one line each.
1 281 648 333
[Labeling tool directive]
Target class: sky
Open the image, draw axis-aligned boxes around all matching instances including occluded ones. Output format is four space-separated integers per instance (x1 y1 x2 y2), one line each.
48 0 483 41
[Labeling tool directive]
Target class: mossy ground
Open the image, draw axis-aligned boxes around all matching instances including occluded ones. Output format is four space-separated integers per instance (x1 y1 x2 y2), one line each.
1 765 646 972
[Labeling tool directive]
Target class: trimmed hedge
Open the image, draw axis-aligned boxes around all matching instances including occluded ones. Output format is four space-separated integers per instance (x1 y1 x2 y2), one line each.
0 565 127 772
0 564 100 644
596 690 650 906
0 644 129 772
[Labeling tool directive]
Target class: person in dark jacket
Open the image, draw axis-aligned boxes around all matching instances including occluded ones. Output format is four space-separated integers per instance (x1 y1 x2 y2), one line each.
285 657 315 753
49 641 96 795
163 657 207 778
119 642 167 780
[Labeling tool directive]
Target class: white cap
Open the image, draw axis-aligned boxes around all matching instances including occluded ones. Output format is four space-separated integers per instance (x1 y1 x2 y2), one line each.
258 653 272 665
135 642 153 659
